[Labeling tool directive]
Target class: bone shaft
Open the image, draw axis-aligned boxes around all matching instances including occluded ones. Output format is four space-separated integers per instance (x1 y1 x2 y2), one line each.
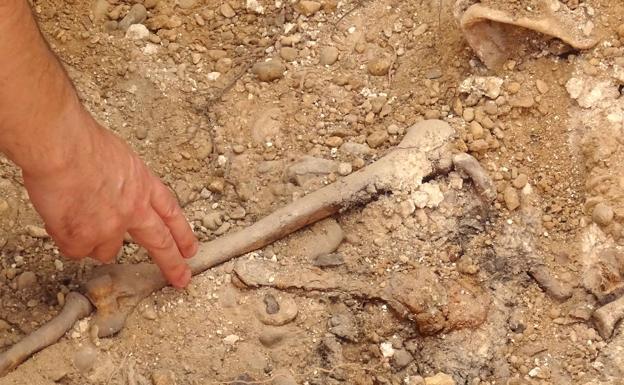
0 292 93 376
188 160 382 274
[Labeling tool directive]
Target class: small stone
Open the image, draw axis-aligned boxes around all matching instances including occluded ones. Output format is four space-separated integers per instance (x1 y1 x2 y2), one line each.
26 225 48 238
592 202 614 226
54 259 64 272
0 319 10 331
341 142 371 156
135 126 148 140
368 55 392 76
325 136 343 148
296 0 322 16
313 253 344 267
469 121 484 139
463 108 475 122
366 131 389 148
119 4 147 31
617 24 624 39
392 348 413 369
202 212 223 230
319 46 339 65
509 95 535 108
484 100 498 115
125 24 150 40
408 376 425 385
252 60 286 82
73 345 98 373
0 198 9 214
259 327 288 348
17 271 37 290
424 373 455 385
398 200 416 218
512 174 528 189
536 79 550 94
503 186 520 211
279 47 298 62
178 0 196 9
272 369 297 385
468 139 488 152
215 57 233 74
151 369 176 385
142 307 157 320
230 206 246 220
220 3 236 18
338 162 352 176
380 342 395 358
224 334 241 345
424 68 442 79
508 308 526 333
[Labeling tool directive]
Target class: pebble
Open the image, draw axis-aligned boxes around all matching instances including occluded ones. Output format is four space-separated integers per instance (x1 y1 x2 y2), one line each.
592 202 614 226
484 100 498 115
252 60 286 82
380 341 395 357
119 4 147 31
503 186 520 211
618 24 624 38
215 57 233 73
508 308 526 333
26 225 48 238
0 320 10 331
202 211 223 230
325 136 343 148
258 327 288 348
319 46 339 65
341 142 371 156
463 108 475 122
256 296 298 326
536 79 550 94
54 259 64 272
425 68 442 79
178 0 197 9
528 265 573 301
424 373 455 385
135 126 148 140
313 253 345 267
469 121 484 139
17 271 37 290
272 369 297 385
338 162 352 176
279 47 298 62
142 307 157 320
224 334 240 345
296 0 322 16
220 3 236 18
152 369 176 385
367 55 393 76
392 348 413 369
125 24 150 40
73 345 98 373
509 95 535 108
512 174 528 189
366 131 389 148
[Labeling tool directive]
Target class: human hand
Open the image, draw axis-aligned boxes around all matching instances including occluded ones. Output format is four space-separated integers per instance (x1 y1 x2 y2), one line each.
22 114 197 288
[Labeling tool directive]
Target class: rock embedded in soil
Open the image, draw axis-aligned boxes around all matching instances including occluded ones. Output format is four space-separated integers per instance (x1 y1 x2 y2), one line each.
119 4 147 31
392 348 413 369
368 55 393 76
503 186 520 211
292 219 344 259
202 211 223 230
220 3 236 18
512 174 528 189
256 295 298 326
313 253 345 267
258 327 289 348
152 369 176 385
319 46 339 65
424 373 455 385
367 130 389 148
17 271 37 290
125 24 150 40
296 0 322 16
272 369 297 385
279 47 298 62
252 60 286 82
529 265 573 301
592 202 614 226
73 345 98 374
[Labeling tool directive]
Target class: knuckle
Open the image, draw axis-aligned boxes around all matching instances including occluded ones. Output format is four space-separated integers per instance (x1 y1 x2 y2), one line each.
161 198 181 221
153 232 174 251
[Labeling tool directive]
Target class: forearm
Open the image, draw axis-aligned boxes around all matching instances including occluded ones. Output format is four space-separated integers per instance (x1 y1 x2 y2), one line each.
0 0 96 177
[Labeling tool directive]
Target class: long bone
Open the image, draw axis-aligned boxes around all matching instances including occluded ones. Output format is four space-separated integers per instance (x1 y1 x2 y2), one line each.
0 119 454 376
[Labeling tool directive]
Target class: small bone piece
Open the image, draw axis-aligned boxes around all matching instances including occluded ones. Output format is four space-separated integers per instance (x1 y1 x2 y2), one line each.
0 292 93 376
593 296 624 339
456 0 598 69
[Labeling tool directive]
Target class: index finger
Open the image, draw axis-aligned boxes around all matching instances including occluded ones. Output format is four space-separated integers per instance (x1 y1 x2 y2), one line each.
150 177 198 259
129 208 191 288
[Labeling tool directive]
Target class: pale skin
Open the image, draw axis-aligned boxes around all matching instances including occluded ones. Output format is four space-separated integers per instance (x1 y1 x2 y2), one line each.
0 0 197 288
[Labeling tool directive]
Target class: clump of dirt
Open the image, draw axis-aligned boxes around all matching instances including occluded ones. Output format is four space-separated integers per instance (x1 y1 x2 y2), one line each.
2 0 624 384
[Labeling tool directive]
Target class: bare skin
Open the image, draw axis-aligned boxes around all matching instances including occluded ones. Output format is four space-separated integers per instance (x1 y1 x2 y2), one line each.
0 0 198 288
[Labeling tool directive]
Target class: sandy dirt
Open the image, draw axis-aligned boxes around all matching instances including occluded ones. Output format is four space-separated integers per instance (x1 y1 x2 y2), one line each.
1 0 624 384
